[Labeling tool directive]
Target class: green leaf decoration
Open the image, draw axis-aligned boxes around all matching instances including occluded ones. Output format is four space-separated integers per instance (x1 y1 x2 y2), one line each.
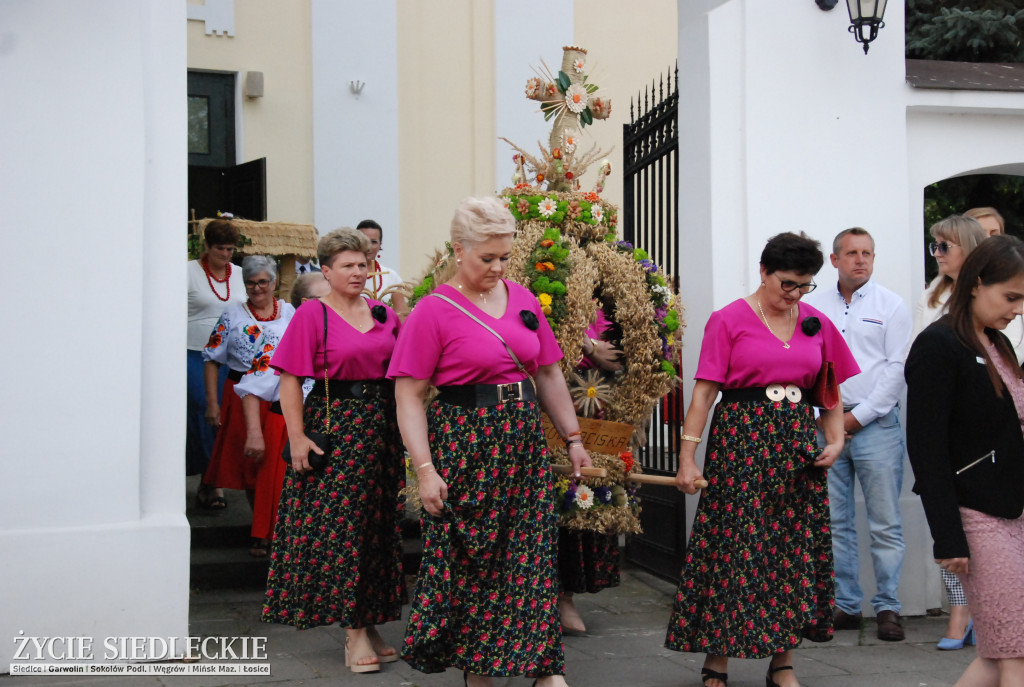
557 70 571 93
581 108 594 126
585 83 599 94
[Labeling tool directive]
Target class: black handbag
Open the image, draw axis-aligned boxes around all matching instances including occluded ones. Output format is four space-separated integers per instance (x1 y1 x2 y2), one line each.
282 301 331 470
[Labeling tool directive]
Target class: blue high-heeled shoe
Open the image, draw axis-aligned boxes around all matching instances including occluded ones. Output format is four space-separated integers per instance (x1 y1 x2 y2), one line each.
937 619 974 650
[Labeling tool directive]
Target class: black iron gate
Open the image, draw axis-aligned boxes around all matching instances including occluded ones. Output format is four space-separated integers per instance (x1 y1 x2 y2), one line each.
621 66 686 581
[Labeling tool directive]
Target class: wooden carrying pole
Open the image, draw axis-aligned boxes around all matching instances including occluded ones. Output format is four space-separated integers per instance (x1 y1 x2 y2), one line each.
550 464 707 489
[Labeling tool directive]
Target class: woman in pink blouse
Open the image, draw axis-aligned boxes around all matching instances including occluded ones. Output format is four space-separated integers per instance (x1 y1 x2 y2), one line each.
261 229 404 675
389 197 590 687
665 232 859 687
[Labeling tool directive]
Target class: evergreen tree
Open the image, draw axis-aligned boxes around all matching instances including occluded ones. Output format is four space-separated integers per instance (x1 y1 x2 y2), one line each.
906 0 1024 62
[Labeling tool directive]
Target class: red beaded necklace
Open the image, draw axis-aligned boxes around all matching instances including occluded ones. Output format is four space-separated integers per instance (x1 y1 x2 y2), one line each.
248 298 279 322
201 256 231 302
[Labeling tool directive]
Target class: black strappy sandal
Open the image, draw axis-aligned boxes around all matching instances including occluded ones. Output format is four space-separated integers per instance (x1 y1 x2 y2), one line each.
766 664 793 687
701 667 728 686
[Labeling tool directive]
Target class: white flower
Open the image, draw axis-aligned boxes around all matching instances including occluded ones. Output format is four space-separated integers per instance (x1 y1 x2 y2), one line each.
562 132 577 154
538 197 558 217
525 77 542 98
574 484 594 510
573 57 586 74
653 283 672 305
564 84 588 114
592 205 604 223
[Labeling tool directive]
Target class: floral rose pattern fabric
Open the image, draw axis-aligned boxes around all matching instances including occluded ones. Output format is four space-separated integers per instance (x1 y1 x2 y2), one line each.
401 400 565 677
262 393 405 630
664 399 834 658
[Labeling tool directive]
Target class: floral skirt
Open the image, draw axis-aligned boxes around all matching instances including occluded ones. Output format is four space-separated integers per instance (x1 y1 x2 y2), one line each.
664 398 833 658
261 391 405 630
402 400 564 677
559 529 620 594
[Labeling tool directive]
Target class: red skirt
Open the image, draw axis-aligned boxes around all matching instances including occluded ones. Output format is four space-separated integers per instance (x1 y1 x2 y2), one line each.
252 413 287 540
202 378 258 490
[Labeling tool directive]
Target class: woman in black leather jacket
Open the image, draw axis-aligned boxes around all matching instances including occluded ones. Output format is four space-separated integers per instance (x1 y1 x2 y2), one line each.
906 234 1024 685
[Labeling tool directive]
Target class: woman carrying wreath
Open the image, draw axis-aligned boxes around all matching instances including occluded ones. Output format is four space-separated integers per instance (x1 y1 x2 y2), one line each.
389 196 591 687
262 228 405 675
665 232 859 687
187 216 245 508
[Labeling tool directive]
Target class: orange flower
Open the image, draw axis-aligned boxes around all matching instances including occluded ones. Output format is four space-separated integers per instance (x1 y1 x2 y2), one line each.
535 262 549 272
584 192 600 202
536 173 545 183
541 261 555 271
540 239 554 248
552 148 562 159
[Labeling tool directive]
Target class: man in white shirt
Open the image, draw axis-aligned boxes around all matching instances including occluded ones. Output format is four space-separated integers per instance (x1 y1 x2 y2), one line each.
804 228 912 642
357 219 407 317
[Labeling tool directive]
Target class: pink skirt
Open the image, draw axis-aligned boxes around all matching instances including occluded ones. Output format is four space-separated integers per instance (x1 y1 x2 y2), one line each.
959 506 1024 658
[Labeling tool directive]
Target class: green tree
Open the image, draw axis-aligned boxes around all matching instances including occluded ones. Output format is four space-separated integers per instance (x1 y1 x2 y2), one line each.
906 0 1024 62
921 174 1024 281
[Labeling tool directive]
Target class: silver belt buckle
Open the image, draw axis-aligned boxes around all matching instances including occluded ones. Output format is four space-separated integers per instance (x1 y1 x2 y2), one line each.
765 383 802 403
497 381 522 403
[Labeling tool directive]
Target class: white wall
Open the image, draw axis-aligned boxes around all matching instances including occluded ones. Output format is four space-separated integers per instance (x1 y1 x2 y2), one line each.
312 0 402 270
0 0 188 667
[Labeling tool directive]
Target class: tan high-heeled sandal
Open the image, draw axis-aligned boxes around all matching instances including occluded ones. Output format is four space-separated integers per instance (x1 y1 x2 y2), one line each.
344 636 380 674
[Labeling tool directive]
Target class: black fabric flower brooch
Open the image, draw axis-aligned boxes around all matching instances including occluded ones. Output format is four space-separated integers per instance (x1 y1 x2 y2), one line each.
520 310 540 331
801 316 822 336
371 305 388 323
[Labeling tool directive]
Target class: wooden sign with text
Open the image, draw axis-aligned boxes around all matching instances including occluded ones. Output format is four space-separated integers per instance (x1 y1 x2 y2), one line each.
542 414 635 454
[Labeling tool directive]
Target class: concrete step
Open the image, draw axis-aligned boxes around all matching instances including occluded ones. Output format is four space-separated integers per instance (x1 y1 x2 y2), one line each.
186 475 422 590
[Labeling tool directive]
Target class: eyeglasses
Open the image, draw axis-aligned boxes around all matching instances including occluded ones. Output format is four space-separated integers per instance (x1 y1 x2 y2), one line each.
244 279 272 289
929 241 959 256
774 274 817 294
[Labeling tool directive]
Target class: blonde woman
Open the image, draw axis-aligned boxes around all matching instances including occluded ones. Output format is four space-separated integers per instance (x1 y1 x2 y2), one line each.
389 197 590 687
909 215 987 650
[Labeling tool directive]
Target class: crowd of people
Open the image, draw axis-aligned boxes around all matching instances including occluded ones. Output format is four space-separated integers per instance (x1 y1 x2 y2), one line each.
185 203 1024 687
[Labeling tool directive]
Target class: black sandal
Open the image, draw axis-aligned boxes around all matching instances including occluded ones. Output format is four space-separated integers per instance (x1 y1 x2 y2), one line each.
701 667 728 686
766 664 793 687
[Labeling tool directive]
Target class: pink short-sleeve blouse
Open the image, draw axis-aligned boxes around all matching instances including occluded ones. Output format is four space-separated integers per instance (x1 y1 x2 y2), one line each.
695 299 859 389
270 299 399 381
387 280 563 385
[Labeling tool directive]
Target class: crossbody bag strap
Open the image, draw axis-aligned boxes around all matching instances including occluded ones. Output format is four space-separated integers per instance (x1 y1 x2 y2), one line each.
429 292 536 393
320 301 331 430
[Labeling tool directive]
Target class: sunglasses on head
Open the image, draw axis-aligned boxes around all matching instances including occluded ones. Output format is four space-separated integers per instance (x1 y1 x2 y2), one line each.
929 241 958 256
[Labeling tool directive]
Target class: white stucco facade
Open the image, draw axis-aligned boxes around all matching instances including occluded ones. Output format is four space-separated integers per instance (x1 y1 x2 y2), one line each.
1 0 189 667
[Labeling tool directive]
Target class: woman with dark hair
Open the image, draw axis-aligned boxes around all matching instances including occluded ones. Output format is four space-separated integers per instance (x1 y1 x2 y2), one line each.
262 228 404 675
906 234 1024 686
187 217 245 508
665 232 859 687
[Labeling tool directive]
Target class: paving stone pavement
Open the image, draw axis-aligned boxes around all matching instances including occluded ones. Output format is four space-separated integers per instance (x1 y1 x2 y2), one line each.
2 564 974 687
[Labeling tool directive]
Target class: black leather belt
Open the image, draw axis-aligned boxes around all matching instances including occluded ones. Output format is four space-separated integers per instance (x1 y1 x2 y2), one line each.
310 378 393 400
227 369 245 382
721 385 812 405
436 381 536 407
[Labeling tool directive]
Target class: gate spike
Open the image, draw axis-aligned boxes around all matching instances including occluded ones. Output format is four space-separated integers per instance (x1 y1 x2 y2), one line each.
659 74 664 101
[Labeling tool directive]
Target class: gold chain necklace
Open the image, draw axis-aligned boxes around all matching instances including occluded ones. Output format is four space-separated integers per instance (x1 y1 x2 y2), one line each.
456 281 493 304
756 299 793 349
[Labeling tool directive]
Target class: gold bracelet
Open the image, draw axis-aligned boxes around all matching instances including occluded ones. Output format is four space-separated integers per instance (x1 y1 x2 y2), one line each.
414 462 435 472
681 434 702 444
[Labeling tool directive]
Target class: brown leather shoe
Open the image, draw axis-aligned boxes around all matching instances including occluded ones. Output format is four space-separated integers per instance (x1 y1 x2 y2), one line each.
833 608 863 631
876 610 905 641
